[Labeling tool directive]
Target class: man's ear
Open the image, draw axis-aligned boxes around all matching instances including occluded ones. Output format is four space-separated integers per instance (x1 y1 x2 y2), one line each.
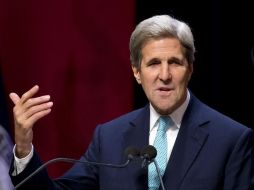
132 65 141 84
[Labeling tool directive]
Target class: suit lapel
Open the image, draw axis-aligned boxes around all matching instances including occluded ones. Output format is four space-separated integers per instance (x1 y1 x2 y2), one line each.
123 105 150 149
122 105 150 190
163 95 210 190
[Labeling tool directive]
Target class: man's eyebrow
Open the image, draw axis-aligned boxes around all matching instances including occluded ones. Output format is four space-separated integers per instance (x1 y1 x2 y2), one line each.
168 57 183 62
146 58 161 64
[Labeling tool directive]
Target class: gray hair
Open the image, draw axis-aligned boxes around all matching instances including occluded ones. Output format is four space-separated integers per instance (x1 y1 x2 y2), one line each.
129 15 195 68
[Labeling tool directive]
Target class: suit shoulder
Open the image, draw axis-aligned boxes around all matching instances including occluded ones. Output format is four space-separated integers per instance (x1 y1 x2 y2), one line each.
204 104 250 131
190 94 251 133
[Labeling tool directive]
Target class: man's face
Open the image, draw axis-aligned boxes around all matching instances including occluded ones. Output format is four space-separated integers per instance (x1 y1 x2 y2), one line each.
132 37 193 115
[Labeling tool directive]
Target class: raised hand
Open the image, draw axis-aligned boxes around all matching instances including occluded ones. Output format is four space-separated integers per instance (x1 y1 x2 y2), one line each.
9 85 53 158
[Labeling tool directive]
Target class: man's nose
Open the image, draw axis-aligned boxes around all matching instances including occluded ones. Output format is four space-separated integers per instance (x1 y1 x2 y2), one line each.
159 64 171 82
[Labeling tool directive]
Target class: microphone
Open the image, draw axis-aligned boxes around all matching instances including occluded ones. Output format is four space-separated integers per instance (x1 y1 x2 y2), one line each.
140 145 157 168
141 145 166 190
124 146 141 160
14 146 139 189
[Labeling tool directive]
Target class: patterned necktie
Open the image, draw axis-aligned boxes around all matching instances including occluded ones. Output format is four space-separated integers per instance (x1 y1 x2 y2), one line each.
148 116 171 190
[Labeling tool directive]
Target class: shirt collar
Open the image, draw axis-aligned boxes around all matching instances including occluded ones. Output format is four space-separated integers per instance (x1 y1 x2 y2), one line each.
149 90 190 132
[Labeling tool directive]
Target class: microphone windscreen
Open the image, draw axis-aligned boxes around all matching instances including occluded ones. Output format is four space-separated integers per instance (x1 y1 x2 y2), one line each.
124 146 140 159
141 145 157 160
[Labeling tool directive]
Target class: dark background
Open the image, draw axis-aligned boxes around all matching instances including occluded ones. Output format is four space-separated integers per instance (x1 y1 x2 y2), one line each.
134 0 254 128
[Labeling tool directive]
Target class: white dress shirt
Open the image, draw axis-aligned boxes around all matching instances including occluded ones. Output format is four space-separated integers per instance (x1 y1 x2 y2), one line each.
149 91 190 162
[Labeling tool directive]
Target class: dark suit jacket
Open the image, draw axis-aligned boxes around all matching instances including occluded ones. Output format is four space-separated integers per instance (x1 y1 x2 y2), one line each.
10 94 254 190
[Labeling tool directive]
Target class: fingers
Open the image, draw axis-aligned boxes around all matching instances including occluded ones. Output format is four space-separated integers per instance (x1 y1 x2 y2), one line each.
9 93 20 105
15 101 53 129
23 101 53 120
23 95 51 110
20 85 39 104
27 108 52 126
10 85 53 129
18 108 52 132
9 85 39 105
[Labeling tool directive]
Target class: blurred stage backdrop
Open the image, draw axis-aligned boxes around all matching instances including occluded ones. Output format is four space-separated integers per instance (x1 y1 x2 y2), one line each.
0 0 253 177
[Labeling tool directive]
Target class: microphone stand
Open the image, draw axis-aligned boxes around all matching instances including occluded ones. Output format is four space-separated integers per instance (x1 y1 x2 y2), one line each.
140 145 166 190
14 157 131 189
152 159 166 190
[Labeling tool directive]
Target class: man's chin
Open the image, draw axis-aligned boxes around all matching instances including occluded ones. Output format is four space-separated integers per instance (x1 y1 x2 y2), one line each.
153 105 174 115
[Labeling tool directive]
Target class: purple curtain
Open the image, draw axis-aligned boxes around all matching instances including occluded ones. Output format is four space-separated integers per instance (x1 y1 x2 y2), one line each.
0 0 134 177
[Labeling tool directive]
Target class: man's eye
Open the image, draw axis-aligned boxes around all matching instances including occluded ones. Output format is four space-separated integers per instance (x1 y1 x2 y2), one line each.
173 61 181 65
168 60 183 65
148 61 160 66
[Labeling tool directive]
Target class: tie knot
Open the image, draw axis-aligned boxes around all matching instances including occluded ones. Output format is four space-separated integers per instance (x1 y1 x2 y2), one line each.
158 116 171 132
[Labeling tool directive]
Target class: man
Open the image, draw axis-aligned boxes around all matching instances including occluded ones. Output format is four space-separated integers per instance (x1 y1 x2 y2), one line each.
9 15 253 190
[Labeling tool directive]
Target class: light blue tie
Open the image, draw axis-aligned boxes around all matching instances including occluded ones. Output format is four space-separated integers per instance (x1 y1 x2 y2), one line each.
148 116 171 190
